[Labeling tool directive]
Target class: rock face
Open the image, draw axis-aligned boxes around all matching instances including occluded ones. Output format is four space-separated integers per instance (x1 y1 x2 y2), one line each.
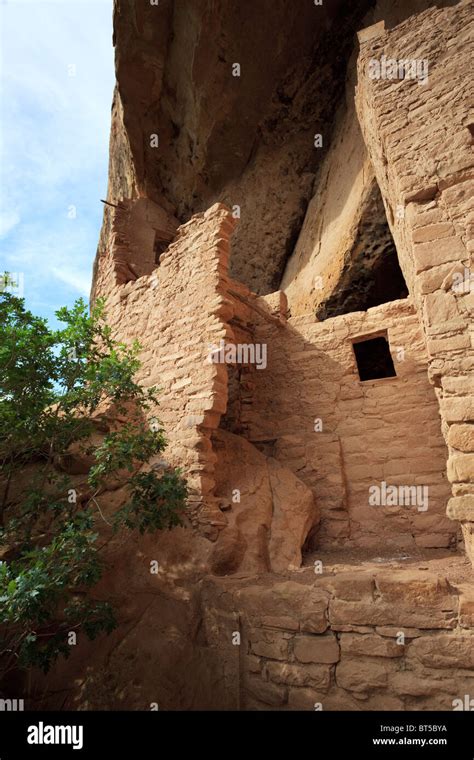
94 0 376 296
210 429 319 574
33 0 474 710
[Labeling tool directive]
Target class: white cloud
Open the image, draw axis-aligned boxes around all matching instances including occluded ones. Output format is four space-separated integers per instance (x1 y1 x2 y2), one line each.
0 210 21 238
0 0 114 320
51 266 91 297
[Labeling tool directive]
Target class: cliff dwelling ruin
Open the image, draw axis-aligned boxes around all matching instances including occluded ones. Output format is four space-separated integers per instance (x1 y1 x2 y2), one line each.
30 0 474 712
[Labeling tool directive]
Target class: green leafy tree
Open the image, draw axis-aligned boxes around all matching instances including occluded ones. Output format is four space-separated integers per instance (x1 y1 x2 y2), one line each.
0 292 187 678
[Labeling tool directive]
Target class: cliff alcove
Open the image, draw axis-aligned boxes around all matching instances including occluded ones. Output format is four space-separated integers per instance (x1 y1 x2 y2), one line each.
23 0 474 713
315 183 409 320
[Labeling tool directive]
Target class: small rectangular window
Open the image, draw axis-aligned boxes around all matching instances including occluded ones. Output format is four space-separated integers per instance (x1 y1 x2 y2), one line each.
352 334 396 381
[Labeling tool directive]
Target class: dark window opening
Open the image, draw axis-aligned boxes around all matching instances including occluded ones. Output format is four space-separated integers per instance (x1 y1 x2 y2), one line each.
316 183 408 321
353 335 396 381
153 233 168 266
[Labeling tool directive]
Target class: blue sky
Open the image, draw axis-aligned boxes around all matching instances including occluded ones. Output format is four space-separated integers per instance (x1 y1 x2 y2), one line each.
0 0 114 327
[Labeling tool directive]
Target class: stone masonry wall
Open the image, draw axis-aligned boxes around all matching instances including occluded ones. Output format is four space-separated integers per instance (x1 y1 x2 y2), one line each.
91 2 472 564
92 201 319 571
93 197 178 295
26 0 474 714
94 195 456 555
200 561 474 711
240 297 455 551
355 1 474 560
93 202 236 536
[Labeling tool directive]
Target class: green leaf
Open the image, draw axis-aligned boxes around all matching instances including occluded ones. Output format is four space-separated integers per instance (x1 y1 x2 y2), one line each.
0 291 187 677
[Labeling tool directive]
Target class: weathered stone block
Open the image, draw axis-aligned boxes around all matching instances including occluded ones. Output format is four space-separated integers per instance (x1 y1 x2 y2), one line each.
447 423 474 452
447 453 474 483
408 633 474 669
340 633 404 658
293 634 340 664
250 633 289 661
261 616 299 632
423 291 459 326
336 657 389 692
265 661 330 690
413 237 466 273
412 223 454 243
441 397 474 423
447 494 474 521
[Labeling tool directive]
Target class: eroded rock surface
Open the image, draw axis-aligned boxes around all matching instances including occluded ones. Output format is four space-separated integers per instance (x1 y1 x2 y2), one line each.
35 0 474 711
95 0 376 296
210 429 319 574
